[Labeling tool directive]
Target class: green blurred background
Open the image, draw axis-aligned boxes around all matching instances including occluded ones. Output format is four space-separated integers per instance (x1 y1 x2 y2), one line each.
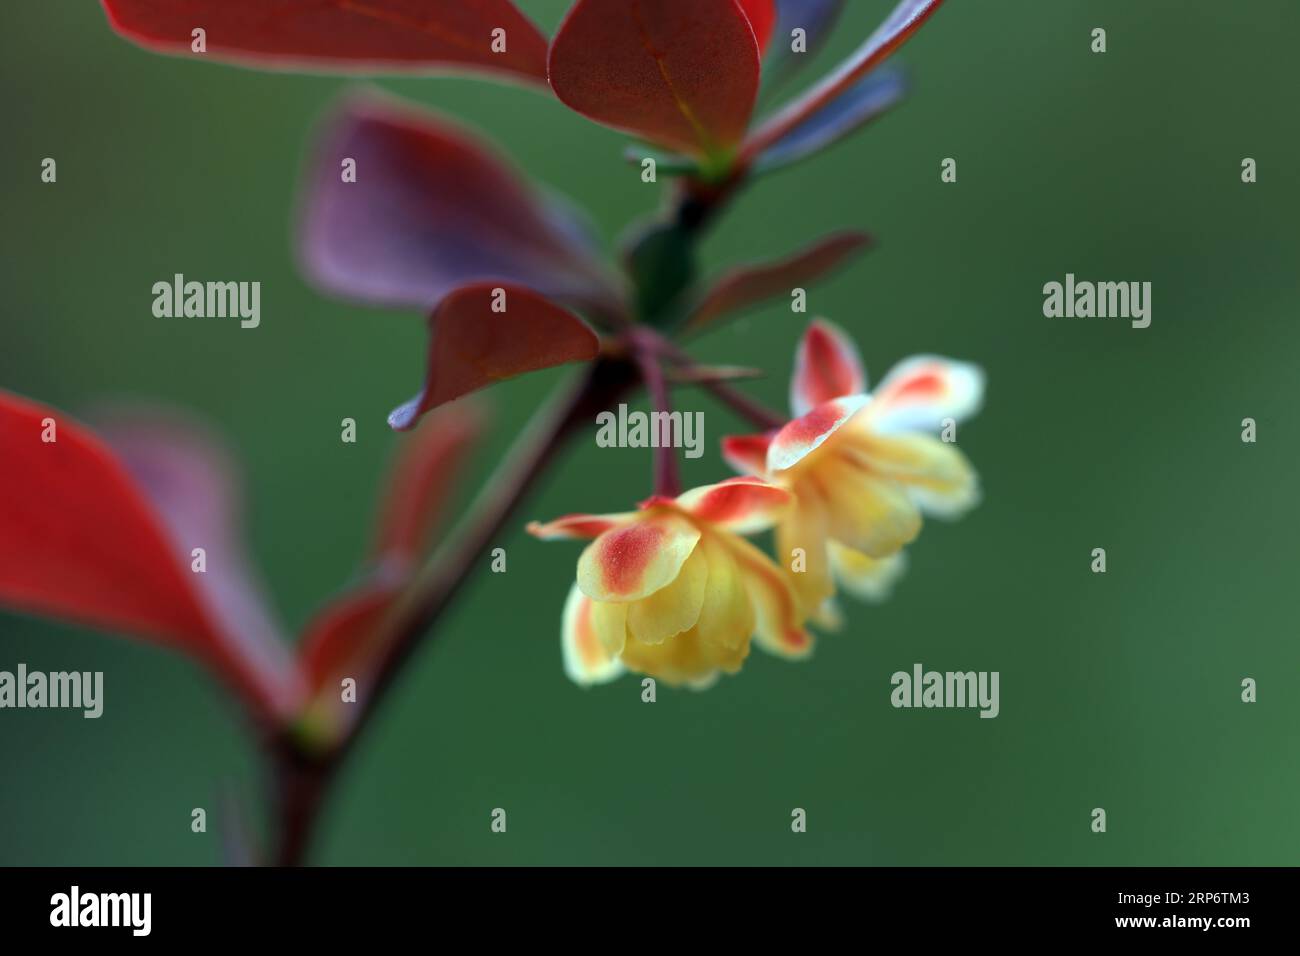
2 0 1297 865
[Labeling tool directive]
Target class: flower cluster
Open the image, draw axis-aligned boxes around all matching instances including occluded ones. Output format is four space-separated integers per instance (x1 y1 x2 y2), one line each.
531 320 983 688
12 0 962 702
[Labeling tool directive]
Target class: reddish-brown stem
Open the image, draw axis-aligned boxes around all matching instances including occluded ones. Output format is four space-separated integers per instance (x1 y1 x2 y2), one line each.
632 334 682 498
698 379 788 432
269 734 332 867
641 330 788 432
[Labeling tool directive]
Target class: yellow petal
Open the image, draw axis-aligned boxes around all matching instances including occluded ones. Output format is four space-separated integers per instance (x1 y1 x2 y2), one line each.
590 597 629 656
620 627 748 688
847 432 980 519
722 533 812 659
627 543 708 645
618 534 756 686
776 486 835 609
691 532 755 651
829 541 908 603
816 453 922 558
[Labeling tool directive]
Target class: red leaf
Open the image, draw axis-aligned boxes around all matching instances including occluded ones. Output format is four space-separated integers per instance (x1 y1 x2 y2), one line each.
299 580 401 700
686 231 872 329
549 0 762 159
743 0 944 160
738 0 776 52
298 93 618 315
101 0 550 85
370 401 485 564
0 392 298 720
388 284 601 431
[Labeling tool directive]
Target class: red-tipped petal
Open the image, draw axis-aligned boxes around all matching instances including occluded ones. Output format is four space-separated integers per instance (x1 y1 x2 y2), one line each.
371 402 484 563
721 432 775 476
674 477 791 534
527 513 637 541
767 394 869 473
0 392 295 719
865 355 985 435
577 513 701 603
686 231 871 330
101 0 550 85
791 318 866 416
388 284 600 431
548 0 762 159
744 0 944 160
299 93 617 314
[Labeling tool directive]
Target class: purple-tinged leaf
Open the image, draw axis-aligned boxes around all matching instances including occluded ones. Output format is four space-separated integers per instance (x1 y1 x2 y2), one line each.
97 410 304 715
298 93 619 316
764 0 847 86
686 231 872 330
743 0 943 161
755 67 906 173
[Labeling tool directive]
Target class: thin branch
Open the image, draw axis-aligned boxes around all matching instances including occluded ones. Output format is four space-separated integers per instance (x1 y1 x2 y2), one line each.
641 331 788 432
696 378 788 432
632 337 682 498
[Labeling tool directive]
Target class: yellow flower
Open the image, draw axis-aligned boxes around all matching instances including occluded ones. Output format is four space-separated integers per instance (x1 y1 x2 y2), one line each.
528 477 810 688
723 319 985 614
